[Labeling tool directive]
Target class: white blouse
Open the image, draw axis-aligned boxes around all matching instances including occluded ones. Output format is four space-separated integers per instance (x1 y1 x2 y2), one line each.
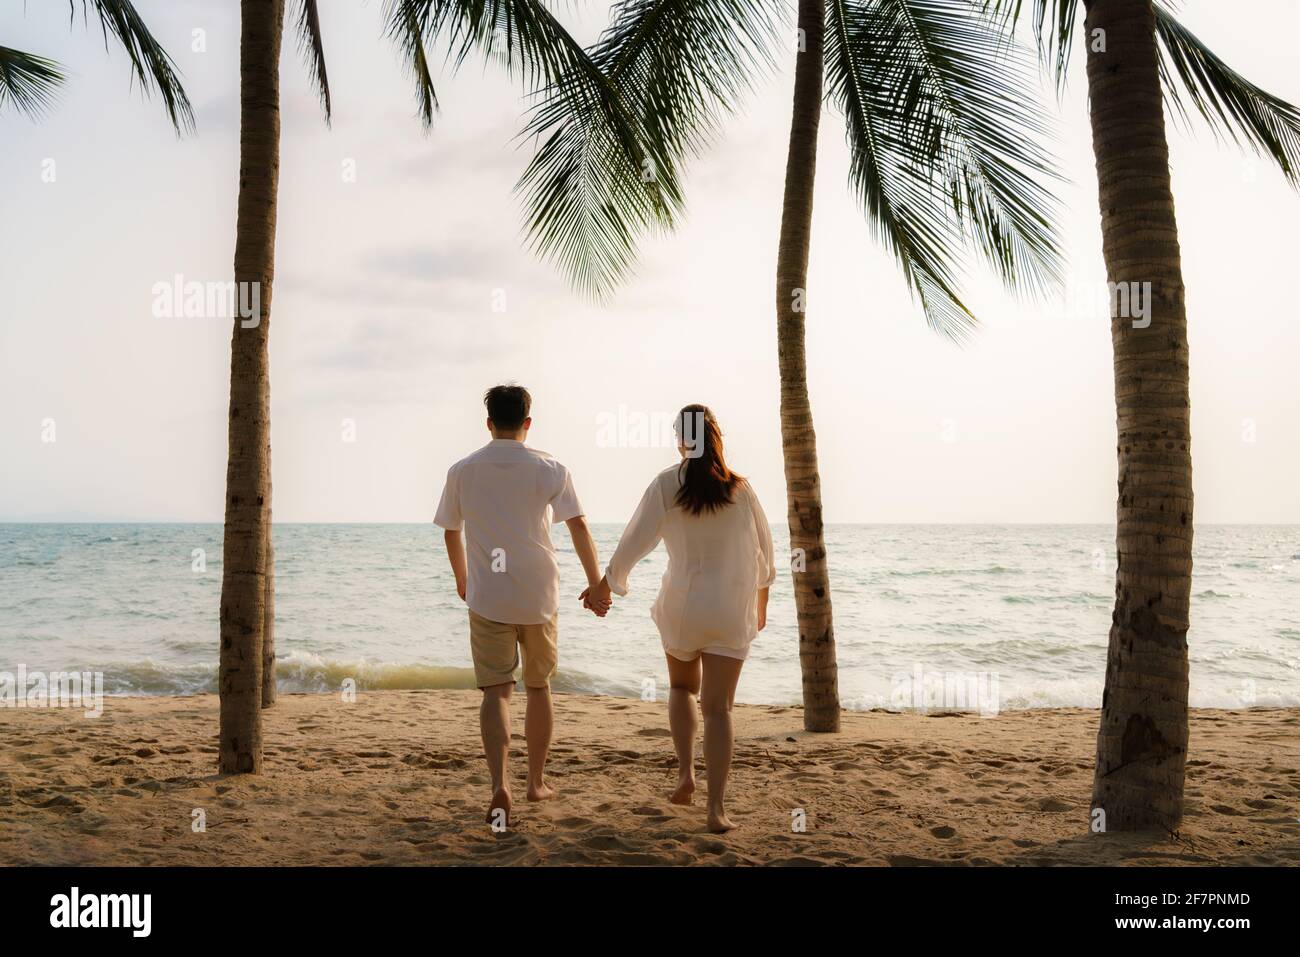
605 466 777 661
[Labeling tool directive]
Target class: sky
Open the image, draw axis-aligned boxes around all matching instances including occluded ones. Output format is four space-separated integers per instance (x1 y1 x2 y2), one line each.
1 0 1297 524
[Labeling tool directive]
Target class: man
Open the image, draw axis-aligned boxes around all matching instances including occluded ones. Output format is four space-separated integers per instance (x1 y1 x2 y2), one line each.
434 384 605 827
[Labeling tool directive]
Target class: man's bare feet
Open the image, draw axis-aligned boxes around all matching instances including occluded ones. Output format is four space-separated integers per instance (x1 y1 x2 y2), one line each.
706 810 736 833
669 776 696 805
486 788 512 828
526 779 556 802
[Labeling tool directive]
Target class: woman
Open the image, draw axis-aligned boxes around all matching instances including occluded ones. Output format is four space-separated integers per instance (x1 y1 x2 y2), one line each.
583 405 776 832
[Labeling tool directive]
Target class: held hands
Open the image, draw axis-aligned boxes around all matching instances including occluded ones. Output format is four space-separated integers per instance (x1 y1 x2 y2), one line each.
579 576 613 618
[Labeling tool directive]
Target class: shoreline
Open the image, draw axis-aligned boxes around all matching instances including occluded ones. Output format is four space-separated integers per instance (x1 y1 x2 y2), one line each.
1 691 1297 866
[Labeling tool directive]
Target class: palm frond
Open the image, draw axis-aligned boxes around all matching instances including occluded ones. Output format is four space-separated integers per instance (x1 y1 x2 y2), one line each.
388 0 439 124
516 0 785 298
72 0 194 133
827 2 972 339
829 0 1066 340
385 0 598 129
981 0 1077 93
1154 1 1300 185
293 0 332 124
0 46 66 119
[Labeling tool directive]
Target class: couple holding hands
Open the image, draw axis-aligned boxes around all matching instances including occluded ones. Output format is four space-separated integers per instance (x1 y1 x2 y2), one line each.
435 385 776 833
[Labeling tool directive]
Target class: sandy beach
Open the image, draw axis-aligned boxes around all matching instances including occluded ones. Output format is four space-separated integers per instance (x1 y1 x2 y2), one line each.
1 691 1297 866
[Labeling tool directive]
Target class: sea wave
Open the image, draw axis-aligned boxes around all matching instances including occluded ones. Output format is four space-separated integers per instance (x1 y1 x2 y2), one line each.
22 653 641 699
5 523 1297 710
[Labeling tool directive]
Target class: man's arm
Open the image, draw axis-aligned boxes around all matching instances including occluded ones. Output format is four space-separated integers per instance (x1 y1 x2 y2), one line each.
444 529 468 600
565 516 603 589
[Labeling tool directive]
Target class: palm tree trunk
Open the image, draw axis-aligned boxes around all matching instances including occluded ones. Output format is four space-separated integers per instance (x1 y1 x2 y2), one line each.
776 0 839 733
1085 0 1193 832
219 0 285 773
261 487 276 709
261 392 275 709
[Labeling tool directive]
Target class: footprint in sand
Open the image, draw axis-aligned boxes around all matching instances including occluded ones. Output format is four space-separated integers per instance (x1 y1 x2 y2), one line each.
636 728 672 738
630 807 672 822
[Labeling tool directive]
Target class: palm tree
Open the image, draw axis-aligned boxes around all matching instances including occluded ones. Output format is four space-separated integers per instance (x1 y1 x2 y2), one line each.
0 0 191 130
220 0 331 771
989 0 1300 832
220 0 663 772
516 0 1067 731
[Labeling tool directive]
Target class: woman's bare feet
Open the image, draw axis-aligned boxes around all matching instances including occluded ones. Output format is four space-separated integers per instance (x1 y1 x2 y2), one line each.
669 775 696 805
706 809 736 833
526 779 556 802
486 787 512 828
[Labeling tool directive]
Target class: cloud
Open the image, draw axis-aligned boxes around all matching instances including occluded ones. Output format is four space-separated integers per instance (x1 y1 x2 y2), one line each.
362 241 505 283
387 124 532 181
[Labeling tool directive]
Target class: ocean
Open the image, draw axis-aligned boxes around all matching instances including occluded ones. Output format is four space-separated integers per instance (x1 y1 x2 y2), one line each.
1 523 1297 711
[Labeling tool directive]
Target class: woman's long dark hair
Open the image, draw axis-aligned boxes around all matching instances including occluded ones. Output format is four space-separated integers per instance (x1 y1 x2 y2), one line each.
674 404 742 516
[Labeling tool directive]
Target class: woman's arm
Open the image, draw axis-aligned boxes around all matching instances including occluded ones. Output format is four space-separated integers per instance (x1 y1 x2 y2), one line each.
748 483 778 589
757 586 769 631
604 476 667 596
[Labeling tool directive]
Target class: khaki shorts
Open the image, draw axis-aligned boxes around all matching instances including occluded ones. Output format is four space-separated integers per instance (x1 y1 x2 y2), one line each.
468 610 558 689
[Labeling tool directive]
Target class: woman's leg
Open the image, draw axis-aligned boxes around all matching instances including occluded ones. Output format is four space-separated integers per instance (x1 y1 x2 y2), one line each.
664 652 702 804
700 653 744 833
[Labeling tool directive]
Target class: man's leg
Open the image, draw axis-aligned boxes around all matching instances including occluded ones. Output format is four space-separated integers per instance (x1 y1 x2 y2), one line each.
471 609 524 826
524 685 555 801
480 682 514 825
520 615 559 802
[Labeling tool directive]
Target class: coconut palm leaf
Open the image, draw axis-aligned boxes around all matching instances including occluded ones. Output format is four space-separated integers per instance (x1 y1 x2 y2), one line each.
72 0 194 133
386 0 608 128
515 0 785 298
388 0 440 122
1153 1 1300 184
293 0 332 124
385 1 677 297
987 0 1300 184
0 47 66 119
830 0 1065 340
981 0 1076 91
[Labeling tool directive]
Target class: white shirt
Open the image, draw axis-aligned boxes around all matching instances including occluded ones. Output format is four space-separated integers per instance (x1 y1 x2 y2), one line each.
605 466 777 660
433 439 584 624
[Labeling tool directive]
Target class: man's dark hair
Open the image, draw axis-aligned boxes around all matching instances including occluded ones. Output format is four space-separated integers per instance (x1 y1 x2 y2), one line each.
484 384 532 431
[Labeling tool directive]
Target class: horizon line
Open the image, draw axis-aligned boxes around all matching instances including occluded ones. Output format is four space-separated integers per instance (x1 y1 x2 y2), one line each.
2 520 1298 528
